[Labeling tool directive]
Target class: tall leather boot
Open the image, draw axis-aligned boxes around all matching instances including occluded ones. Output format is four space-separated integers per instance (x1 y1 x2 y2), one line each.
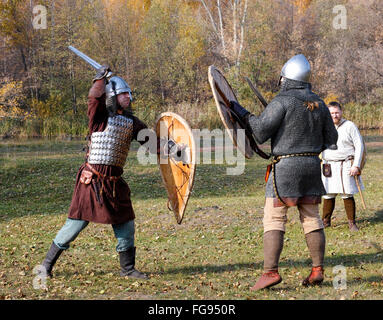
119 247 148 279
41 242 64 277
344 197 359 232
250 230 284 291
322 198 335 227
302 230 325 286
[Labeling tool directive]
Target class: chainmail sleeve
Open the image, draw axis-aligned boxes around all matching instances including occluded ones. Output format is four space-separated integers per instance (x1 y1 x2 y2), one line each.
247 97 286 144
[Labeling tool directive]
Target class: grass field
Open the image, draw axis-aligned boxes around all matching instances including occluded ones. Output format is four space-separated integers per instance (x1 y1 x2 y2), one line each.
0 134 382 300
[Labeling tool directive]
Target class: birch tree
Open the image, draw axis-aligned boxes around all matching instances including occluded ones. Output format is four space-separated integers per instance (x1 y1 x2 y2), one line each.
199 0 248 71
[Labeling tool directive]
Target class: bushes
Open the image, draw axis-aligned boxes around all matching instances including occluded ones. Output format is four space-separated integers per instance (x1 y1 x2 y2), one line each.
0 115 88 139
342 103 383 129
1 102 382 139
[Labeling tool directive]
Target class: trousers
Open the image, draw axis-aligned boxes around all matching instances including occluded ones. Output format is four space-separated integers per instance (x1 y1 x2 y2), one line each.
323 193 353 199
53 218 135 252
263 197 324 235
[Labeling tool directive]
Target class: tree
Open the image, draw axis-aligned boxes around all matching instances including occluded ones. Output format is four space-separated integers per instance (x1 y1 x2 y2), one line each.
0 78 26 118
198 0 249 73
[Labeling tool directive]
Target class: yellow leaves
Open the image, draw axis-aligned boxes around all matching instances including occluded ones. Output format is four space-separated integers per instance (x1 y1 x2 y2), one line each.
176 8 206 64
30 93 64 119
127 0 151 12
324 93 340 105
126 0 150 11
0 80 26 118
293 0 312 15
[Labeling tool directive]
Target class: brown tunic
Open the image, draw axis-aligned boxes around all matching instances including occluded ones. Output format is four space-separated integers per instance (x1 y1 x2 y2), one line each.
67 79 147 224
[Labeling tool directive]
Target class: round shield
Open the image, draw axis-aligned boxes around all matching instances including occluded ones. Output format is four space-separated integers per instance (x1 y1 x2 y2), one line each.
156 112 196 224
208 65 254 159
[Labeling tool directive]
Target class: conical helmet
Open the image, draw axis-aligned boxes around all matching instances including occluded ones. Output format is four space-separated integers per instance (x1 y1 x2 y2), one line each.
280 54 311 83
106 76 133 100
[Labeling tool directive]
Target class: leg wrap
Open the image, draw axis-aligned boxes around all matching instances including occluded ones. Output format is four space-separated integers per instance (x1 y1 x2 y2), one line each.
263 230 284 272
322 198 335 221
305 229 326 267
343 197 356 222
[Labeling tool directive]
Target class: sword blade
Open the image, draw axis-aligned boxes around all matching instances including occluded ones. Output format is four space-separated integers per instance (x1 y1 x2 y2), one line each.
244 76 268 108
68 45 102 70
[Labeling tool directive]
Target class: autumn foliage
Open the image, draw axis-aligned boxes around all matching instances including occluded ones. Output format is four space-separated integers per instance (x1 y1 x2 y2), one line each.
0 0 382 134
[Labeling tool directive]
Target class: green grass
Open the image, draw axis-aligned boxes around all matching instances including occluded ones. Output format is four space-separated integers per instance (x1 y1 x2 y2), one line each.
0 136 383 300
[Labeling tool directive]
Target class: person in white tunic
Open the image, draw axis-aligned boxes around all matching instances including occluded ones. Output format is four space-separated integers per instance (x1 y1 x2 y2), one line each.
321 101 365 231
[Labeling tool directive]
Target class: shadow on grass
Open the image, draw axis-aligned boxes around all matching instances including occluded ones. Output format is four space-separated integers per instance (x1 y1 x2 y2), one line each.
319 274 383 289
281 252 382 270
150 262 262 276
357 210 383 226
320 210 383 230
145 248 382 277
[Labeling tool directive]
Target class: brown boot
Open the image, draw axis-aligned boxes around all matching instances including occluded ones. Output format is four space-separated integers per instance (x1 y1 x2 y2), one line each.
302 266 324 286
322 198 335 227
250 270 282 291
344 197 359 232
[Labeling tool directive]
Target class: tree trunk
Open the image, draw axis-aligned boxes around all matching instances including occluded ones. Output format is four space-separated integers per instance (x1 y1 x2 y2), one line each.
235 0 248 74
217 0 226 54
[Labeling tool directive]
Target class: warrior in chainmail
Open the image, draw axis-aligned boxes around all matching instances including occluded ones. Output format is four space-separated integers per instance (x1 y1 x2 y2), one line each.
39 66 186 279
229 54 338 290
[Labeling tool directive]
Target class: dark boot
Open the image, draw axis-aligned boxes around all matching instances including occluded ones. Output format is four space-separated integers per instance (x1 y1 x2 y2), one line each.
322 198 335 227
302 266 324 286
344 197 359 232
250 230 284 291
119 247 148 279
41 242 64 277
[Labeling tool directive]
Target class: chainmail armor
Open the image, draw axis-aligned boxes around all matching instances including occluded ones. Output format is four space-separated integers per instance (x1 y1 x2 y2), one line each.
247 78 338 198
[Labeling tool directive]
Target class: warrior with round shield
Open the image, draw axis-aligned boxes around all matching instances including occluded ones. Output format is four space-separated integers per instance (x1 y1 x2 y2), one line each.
228 54 338 290
39 65 187 279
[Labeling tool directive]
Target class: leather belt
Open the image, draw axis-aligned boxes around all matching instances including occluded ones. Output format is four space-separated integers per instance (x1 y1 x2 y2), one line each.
270 152 320 206
86 163 121 198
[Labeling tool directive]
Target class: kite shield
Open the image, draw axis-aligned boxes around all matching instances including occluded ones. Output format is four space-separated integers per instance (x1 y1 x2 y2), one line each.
156 112 196 224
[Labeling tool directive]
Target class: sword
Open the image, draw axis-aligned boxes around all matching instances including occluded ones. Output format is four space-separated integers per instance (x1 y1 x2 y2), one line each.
354 175 367 210
244 76 268 108
68 45 113 78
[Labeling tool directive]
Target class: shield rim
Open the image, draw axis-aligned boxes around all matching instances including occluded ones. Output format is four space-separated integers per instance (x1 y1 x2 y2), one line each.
155 111 196 224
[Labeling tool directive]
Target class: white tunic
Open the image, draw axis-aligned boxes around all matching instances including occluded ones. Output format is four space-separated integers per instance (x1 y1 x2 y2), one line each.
321 119 364 195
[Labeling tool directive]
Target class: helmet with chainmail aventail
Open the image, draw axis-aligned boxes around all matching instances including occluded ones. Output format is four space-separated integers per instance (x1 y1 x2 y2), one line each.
105 76 133 108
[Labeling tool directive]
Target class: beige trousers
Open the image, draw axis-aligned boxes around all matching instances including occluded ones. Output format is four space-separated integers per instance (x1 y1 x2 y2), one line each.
263 197 324 235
